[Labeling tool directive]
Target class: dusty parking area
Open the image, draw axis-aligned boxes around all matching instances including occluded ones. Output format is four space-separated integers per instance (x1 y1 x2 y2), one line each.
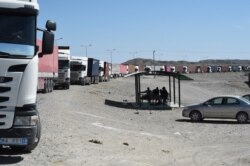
1 72 250 166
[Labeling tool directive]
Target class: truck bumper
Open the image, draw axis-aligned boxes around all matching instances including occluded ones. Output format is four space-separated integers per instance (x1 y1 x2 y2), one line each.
0 125 38 146
0 105 40 147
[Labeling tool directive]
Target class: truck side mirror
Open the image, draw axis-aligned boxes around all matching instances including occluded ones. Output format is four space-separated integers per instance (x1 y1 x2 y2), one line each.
38 31 54 57
46 20 56 31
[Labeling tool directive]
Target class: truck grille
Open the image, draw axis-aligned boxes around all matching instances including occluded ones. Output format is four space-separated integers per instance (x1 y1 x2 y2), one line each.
0 97 9 102
0 87 11 93
0 114 6 118
59 73 65 79
0 108 15 129
71 73 79 80
0 77 13 83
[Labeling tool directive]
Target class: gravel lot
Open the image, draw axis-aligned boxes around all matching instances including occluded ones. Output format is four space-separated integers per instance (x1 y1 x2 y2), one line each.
0 72 250 166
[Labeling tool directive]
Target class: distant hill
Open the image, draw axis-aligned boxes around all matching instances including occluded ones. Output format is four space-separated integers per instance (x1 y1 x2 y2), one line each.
123 58 250 66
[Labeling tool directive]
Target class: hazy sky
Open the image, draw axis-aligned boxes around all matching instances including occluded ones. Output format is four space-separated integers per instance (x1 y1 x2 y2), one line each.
38 0 250 63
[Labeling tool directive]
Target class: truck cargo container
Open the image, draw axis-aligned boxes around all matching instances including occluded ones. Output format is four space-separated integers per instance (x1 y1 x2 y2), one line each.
138 64 145 72
88 58 100 84
120 64 128 76
128 64 136 73
203 65 209 73
165 66 172 72
111 64 128 78
221 65 229 72
111 64 120 78
104 62 111 81
54 46 71 89
187 64 196 73
0 0 56 152
100 61 111 81
37 40 58 93
175 65 183 73
70 56 90 85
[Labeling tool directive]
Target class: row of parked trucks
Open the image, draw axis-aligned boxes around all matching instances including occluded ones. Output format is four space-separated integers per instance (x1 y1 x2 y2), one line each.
111 64 249 77
145 65 246 73
38 49 111 92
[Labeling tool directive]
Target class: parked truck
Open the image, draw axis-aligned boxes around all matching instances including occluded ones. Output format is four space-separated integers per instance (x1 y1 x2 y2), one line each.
88 58 100 84
99 61 110 82
0 0 56 152
70 57 100 85
54 46 70 89
37 41 58 93
70 56 91 85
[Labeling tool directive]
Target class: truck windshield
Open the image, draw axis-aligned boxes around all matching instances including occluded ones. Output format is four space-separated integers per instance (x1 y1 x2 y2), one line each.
70 64 86 71
0 14 36 58
59 60 70 69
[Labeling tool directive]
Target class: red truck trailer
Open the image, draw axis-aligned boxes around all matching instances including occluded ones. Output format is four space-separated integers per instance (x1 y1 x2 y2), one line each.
37 40 58 93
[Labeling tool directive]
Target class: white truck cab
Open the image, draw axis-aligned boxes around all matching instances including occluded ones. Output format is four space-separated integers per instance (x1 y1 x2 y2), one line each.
0 0 56 152
70 56 91 85
55 46 71 89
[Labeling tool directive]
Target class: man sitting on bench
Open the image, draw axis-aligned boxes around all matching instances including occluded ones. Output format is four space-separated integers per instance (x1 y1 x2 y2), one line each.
140 87 152 104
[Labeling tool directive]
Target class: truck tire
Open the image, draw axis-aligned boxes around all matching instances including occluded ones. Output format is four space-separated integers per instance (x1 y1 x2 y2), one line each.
49 80 53 93
66 83 70 89
81 80 85 86
48 80 51 93
11 116 41 153
42 80 48 93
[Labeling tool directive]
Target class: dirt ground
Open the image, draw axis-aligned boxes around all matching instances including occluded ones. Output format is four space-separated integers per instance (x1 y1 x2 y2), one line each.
0 72 250 166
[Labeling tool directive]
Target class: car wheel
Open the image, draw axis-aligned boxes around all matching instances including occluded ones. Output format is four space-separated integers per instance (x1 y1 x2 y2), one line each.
190 111 202 122
237 112 248 123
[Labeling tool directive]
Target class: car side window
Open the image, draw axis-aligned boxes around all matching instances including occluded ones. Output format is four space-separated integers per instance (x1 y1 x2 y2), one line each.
226 98 240 105
208 97 223 105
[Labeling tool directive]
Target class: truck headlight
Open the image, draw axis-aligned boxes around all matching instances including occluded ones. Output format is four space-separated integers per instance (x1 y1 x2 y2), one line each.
14 116 38 126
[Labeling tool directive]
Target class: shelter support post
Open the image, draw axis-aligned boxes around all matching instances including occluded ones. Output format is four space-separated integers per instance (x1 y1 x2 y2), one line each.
135 75 141 105
169 75 171 102
178 74 181 107
173 76 176 104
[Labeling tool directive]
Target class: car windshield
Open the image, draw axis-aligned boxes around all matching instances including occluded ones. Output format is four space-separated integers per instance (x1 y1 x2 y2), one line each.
239 97 250 104
59 60 70 69
0 14 36 58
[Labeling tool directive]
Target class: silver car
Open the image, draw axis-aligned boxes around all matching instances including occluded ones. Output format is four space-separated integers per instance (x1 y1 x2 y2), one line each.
182 95 250 123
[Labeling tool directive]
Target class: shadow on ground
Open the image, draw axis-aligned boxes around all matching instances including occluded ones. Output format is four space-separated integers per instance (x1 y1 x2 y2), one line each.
105 99 172 110
176 119 250 125
244 81 250 88
0 148 25 165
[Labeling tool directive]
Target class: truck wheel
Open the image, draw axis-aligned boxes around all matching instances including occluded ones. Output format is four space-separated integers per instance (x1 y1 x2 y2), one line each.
43 80 48 93
47 80 51 93
11 117 41 153
49 80 53 92
81 80 85 86
66 84 70 89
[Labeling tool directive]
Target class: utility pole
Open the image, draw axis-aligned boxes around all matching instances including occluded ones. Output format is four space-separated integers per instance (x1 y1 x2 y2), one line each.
107 49 116 75
153 50 156 78
81 44 92 57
